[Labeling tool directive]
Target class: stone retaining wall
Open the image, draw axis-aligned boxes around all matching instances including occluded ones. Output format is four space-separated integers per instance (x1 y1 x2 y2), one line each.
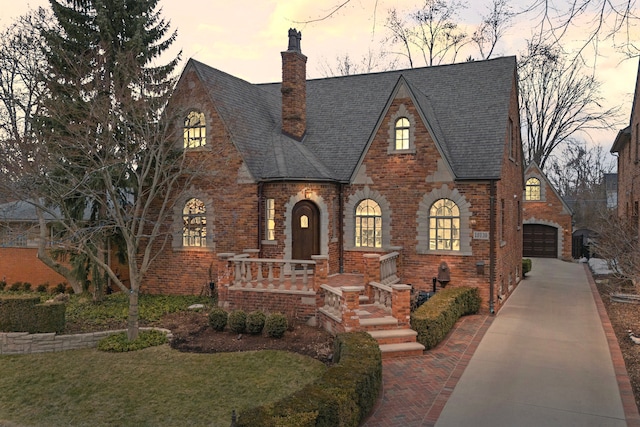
0 328 172 355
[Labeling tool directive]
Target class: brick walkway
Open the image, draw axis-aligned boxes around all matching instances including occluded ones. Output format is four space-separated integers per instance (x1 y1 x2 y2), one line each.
362 314 493 427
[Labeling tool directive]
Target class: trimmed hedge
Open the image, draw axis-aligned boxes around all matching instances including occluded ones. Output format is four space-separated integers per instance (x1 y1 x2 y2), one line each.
411 286 480 350
237 332 382 427
0 295 65 333
522 258 532 276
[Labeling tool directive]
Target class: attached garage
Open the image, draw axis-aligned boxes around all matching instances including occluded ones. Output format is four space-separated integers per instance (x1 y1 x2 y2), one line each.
523 224 558 258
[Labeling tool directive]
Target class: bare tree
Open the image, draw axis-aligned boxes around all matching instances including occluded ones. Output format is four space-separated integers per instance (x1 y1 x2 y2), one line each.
385 0 470 67
317 48 399 77
518 40 619 171
471 0 513 60
547 142 614 228
593 212 640 287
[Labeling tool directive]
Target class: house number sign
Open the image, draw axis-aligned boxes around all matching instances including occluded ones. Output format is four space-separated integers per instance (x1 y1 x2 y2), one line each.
473 231 489 240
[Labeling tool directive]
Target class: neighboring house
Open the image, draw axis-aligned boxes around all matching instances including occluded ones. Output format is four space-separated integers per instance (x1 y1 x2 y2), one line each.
142 28 525 330
0 200 67 287
522 162 573 260
604 173 618 209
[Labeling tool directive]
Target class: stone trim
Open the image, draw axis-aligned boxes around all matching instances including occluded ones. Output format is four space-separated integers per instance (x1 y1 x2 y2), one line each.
344 186 392 251
416 184 473 255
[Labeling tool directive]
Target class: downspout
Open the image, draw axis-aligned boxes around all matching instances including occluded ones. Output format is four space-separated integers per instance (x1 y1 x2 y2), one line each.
489 180 496 314
339 183 344 273
257 182 264 253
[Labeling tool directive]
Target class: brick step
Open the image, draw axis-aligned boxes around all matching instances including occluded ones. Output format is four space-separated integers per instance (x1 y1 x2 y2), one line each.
378 342 426 359
359 316 399 331
368 328 418 345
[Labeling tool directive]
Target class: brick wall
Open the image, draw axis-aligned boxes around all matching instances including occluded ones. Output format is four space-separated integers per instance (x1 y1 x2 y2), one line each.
0 248 67 288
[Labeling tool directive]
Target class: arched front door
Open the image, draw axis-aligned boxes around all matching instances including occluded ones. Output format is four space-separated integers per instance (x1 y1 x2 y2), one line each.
292 200 320 260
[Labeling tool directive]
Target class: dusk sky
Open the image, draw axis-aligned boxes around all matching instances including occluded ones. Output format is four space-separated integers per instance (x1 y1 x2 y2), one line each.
2 0 639 149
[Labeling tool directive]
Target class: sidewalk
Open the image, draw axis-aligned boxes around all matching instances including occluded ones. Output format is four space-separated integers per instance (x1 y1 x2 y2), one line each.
362 258 640 427
435 258 631 427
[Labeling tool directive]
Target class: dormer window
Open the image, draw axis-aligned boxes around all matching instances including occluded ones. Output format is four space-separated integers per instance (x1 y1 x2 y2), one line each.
395 118 410 150
183 111 206 148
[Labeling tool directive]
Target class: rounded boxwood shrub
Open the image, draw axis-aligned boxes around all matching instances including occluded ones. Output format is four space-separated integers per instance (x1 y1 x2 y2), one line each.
97 329 168 352
246 310 266 335
209 307 228 331
228 310 247 334
264 313 288 338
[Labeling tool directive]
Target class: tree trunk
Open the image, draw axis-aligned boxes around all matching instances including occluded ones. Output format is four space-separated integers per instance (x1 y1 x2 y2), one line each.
127 289 139 340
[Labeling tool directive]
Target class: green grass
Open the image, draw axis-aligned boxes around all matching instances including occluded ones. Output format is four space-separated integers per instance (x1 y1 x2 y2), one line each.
0 345 327 426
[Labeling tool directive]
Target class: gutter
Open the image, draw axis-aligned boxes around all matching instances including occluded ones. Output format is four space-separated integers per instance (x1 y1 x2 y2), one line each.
489 180 496 314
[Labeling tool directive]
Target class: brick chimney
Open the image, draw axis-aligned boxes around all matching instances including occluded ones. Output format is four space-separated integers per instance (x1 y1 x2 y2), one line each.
281 28 306 140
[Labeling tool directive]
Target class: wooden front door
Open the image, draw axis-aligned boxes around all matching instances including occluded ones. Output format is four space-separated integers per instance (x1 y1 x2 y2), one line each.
292 200 320 260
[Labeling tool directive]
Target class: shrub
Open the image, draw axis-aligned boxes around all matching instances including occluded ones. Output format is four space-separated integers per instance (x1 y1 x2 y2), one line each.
97 329 168 352
54 283 66 294
411 286 481 350
9 282 22 292
238 332 382 427
246 310 266 335
228 310 247 334
0 281 5 291
22 282 32 292
264 313 288 338
36 284 48 293
208 307 228 331
522 258 532 276
0 296 65 333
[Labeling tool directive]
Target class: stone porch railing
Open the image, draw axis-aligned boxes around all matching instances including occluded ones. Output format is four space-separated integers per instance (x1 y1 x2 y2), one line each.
216 250 411 335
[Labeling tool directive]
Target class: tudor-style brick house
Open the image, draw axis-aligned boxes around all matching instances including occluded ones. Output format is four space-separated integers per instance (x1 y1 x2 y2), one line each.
139 28 525 347
522 162 573 260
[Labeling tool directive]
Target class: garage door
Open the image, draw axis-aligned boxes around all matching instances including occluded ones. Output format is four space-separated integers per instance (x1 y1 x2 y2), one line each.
523 224 558 258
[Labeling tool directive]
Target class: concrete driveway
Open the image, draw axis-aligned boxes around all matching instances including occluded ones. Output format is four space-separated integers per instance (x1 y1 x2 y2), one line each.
435 258 628 427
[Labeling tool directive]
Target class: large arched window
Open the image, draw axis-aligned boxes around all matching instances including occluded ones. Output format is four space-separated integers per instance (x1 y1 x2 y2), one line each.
183 111 206 148
429 199 460 251
183 198 206 247
355 199 382 248
395 117 410 150
525 177 541 201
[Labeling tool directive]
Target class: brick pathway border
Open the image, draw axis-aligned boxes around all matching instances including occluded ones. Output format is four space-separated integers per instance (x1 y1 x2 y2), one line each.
584 263 640 427
362 314 493 427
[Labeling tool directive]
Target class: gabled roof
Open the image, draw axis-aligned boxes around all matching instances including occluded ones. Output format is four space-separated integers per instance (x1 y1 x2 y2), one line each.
610 125 631 153
186 56 517 183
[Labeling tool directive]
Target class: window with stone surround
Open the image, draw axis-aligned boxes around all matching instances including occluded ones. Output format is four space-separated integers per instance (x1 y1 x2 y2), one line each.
387 105 416 154
183 111 206 148
429 199 460 251
355 199 382 248
525 177 541 201
182 198 206 247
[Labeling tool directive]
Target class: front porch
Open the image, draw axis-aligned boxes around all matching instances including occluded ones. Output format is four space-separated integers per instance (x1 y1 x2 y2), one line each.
215 250 425 358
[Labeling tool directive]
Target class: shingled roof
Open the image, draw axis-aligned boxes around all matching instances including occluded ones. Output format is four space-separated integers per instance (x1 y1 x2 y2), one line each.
187 55 517 183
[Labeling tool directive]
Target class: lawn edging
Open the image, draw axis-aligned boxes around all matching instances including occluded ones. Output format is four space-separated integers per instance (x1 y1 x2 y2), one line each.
237 331 382 427
0 327 173 355
411 286 481 350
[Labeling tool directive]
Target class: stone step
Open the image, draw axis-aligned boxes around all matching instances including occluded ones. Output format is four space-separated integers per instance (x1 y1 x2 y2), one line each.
379 342 425 359
368 328 418 345
359 316 399 331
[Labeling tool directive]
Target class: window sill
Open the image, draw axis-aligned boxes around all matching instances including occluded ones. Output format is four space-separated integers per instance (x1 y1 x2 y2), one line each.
344 247 386 253
387 147 417 155
261 240 277 245
420 249 473 256
173 246 214 252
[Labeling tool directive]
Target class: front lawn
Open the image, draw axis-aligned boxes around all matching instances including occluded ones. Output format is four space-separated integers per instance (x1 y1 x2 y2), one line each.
0 345 326 426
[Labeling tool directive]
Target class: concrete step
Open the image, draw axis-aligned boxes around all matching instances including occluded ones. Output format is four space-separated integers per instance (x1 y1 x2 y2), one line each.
359 316 398 331
368 328 418 345
379 342 425 359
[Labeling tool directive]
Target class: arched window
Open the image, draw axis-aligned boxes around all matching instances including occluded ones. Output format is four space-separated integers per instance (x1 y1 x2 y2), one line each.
429 199 460 251
355 199 382 248
525 177 541 201
183 198 206 246
183 111 206 148
395 117 410 150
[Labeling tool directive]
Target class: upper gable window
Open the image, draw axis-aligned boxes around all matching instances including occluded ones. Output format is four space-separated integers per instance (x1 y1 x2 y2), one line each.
355 199 382 248
387 105 416 154
429 198 460 251
525 178 541 201
395 118 410 150
183 111 206 148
